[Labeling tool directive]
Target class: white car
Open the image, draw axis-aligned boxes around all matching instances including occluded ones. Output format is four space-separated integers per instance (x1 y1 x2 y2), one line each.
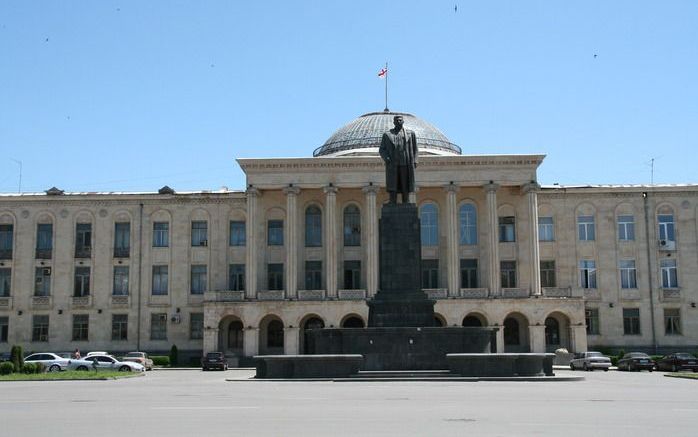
24 353 94 372
569 351 612 371
85 351 109 357
83 354 145 372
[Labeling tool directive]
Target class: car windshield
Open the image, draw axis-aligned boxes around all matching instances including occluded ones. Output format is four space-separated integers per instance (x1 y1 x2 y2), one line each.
207 353 222 359
587 352 603 357
676 353 697 360
627 353 650 358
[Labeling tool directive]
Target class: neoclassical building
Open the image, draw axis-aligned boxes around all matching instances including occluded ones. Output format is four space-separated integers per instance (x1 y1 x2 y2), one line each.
0 111 696 361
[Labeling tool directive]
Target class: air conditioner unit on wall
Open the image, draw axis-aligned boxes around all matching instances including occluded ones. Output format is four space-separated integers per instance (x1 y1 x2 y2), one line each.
659 239 676 251
171 314 181 324
43 267 52 275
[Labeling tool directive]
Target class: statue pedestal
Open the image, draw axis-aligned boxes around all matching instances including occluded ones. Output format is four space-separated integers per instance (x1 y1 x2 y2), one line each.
368 203 435 327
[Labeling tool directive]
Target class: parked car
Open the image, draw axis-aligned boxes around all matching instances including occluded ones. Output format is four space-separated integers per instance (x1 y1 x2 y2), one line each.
656 353 698 372
617 352 655 371
85 351 109 357
23 353 93 372
0 352 10 362
83 354 145 372
201 352 228 371
122 352 154 371
569 351 612 371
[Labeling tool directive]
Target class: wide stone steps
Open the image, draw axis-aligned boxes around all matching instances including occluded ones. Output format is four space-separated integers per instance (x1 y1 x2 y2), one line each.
351 370 452 379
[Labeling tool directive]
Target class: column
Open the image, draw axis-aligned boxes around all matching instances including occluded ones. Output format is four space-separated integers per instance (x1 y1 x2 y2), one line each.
495 325 505 353
529 324 546 353
523 182 542 296
484 182 500 296
570 324 588 353
284 326 300 355
445 183 460 297
324 185 338 298
243 327 259 357
203 328 218 354
363 184 379 296
283 186 300 299
245 187 260 299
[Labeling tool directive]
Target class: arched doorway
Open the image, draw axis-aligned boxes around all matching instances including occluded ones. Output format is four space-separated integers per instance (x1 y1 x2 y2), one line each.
341 315 365 328
545 312 571 352
300 315 325 354
218 316 244 356
503 313 530 352
434 313 446 327
259 315 284 355
462 313 487 327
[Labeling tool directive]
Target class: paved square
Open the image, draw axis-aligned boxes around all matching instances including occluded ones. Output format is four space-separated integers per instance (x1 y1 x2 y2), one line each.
1 369 697 436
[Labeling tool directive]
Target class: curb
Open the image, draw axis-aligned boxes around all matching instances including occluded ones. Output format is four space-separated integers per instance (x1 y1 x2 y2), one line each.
225 375 585 383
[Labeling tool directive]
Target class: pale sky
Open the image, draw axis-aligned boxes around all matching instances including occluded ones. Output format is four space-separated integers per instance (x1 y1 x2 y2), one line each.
1 1 697 193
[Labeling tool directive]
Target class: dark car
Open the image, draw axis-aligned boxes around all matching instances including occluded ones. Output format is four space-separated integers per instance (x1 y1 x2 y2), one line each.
617 352 655 371
656 353 698 372
202 352 228 371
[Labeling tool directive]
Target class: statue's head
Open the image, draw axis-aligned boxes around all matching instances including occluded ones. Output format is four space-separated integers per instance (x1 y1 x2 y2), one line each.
393 115 404 129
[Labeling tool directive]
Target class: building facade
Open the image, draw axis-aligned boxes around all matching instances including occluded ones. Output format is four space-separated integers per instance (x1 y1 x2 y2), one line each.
0 111 696 360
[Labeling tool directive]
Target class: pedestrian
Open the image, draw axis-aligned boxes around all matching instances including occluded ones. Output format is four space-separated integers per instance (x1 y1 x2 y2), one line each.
73 348 81 359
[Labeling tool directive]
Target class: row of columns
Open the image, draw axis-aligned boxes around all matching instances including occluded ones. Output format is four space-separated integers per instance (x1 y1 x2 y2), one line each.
244 182 542 297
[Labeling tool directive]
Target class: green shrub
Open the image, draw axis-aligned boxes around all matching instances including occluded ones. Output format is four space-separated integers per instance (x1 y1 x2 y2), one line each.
650 355 663 362
151 356 170 366
21 363 35 374
610 356 619 367
10 345 23 371
169 345 179 366
617 349 626 360
34 363 46 373
0 361 15 375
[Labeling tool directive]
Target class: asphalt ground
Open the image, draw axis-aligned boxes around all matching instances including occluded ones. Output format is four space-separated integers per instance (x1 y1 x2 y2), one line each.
1 368 697 437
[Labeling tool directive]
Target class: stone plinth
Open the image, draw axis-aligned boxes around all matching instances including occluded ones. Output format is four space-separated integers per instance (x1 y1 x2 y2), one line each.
447 353 555 377
254 354 363 378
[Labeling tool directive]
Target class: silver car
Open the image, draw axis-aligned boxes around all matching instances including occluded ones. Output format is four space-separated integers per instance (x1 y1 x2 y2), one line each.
24 353 94 372
569 351 612 371
83 354 145 372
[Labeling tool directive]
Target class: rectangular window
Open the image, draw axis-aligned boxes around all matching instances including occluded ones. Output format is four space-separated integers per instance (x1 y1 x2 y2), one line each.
152 265 169 295
190 313 204 340
460 259 478 288
660 259 678 288
152 222 169 247
229 264 245 291
72 314 89 341
664 308 681 335
658 214 675 242
191 221 208 247
32 315 49 342
538 217 554 242
623 308 641 335
580 260 597 289
617 215 635 241
0 316 8 343
498 217 516 242
36 223 53 258
230 221 246 246
344 260 361 289
268 263 284 290
343 208 361 247
500 261 517 288
0 224 12 260
150 313 167 340
305 261 322 290
268 220 284 246
0 268 10 297
619 260 637 289
34 267 51 296
578 215 595 241
113 266 129 296
111 314 128 341
190 265 207 294
585 309 600 335
540 261 556 288
114 222 131 258
75 223 92 258
422 259 439 289
74 267 91 297
459 205 477 245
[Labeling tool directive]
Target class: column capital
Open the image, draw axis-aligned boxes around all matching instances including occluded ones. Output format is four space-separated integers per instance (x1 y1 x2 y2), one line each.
522 181 541 194
245 186 260 197
362 184 380 195
282 185 301 196
483 182 500 193
444 183 459 194
323 185 338 195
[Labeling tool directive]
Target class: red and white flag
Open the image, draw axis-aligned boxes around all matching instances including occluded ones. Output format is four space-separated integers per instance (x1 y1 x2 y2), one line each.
378 67 387 78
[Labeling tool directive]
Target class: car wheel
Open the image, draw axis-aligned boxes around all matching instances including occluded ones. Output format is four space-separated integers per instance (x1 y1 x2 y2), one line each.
119 365 131 372
48 364 61 372
604 368 608 372
583 363 589 371
569 364 575 371
76 365 88 371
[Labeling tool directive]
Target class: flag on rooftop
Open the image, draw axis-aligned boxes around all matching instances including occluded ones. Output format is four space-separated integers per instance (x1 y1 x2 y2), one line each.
378 67 387 78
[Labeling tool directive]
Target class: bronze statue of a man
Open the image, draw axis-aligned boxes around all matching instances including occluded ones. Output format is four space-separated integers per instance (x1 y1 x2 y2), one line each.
379 115 418 204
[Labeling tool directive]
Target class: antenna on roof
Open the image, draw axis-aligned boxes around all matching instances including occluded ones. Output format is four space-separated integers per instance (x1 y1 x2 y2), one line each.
10 159 22 193
644 156 662 185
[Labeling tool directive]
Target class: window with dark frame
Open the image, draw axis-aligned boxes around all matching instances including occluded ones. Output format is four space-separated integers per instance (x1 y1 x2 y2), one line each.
153 222 169 247
585 308 600 335
460 259 478 288
0 316 8 343
540 260 556 288
111 314 128 341
0 268 10 297
114 222 131 257
36 223 53 258
75 223 92 258
422 259 439 289
500 261 517 288
0 224 12 260
267 263 283 290
343 205 361 247
617 215 635 241
152 265 168 295
538 216 554 241
623 308 641 335
577 215 595 241
72 314 89 341
305 206 322 247
34 267 51 296
664 308 681 335
230 221 246 246
150 313 167 340
304 261 322 290
113 266 129 296
32 315 49 342
498 217 515 242
190 313 204 340
267 220 284 246
190 265 207 294
229 264 245 291
191 221 208 247
74 267 91 297
344 260 361 290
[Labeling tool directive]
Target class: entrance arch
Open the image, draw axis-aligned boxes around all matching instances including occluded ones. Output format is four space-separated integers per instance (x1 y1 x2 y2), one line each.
300 315 325 354
503 313 530 352
462 313 488 327
218 316 244 356
341 314 365 328
259 314 284 355
545 312 571 352
434 313 446 327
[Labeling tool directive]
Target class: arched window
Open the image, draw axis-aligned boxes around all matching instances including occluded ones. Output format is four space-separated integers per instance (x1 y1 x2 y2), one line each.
343 205 361 246
305 206 322 247
459 204 477 245
267 320 284 348
545 317 560 346
227 321 244 350
462 316 483 327
503 318 520 346
420 203 438 247
342 316 365 328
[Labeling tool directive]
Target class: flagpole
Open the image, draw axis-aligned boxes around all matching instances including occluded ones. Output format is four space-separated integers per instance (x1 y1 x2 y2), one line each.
384 62 389 112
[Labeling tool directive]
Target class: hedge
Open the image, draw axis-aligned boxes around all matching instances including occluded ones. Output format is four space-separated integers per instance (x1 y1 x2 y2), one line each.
151 356 170 366
0 362 14 375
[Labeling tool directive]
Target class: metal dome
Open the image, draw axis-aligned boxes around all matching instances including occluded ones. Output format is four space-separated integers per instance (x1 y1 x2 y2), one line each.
313 111 461 157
